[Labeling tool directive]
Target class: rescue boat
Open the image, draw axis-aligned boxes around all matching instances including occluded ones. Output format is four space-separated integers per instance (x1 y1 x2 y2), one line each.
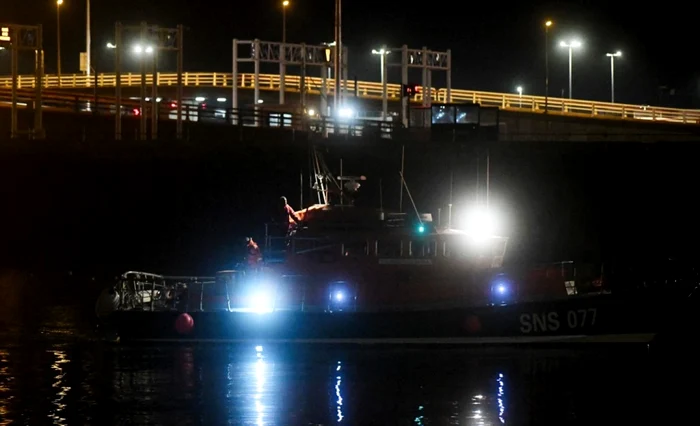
95 151 698 345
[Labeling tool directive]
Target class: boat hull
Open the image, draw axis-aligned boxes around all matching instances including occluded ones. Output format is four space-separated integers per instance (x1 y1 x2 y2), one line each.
105 294 682 344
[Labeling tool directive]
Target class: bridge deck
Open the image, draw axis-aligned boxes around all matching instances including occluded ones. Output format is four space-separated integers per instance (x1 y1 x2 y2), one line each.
1 72 698 126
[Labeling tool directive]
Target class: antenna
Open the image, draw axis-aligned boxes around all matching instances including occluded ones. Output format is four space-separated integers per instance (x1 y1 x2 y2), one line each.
475 149 480 204
486 147 490 208
379 178 383 211
399 144 405 212
448 169 453 228
399 172 421 225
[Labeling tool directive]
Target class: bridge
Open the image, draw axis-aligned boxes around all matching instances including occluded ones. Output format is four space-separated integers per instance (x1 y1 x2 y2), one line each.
2 72 700 125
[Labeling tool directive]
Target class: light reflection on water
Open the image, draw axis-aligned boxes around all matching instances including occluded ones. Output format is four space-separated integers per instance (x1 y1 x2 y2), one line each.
0 340 688 425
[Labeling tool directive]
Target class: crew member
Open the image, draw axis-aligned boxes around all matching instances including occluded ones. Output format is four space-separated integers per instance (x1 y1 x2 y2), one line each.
245 237 262 269
280 196 301 236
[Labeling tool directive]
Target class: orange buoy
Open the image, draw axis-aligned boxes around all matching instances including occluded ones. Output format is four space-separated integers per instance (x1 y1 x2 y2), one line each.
175 313 194 334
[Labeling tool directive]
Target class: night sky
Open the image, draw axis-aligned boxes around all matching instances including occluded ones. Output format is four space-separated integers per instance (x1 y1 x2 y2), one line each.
3 1 699 107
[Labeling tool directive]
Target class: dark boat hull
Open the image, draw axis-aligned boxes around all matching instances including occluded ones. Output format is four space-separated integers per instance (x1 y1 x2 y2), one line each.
105 293 692 344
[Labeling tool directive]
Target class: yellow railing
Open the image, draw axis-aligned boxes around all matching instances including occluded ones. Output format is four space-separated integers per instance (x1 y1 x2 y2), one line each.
1 72 699 125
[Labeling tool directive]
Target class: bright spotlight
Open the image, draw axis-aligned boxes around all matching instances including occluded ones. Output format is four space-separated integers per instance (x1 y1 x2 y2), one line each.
133 45 143 54
216 97 227 102
462 206 499 239
497 284 506 294
307 108 316 116
335 291 344 301
337 107 355 118
145 46 154 54
195 96 205 102
247 290 274 313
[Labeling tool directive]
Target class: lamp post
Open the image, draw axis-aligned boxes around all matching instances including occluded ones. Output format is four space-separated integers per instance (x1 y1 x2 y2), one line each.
516 86 523 108
86 0 91 77
559 40 581 99
280 1 290 105
282 1 289 44
606 51 622 103
133 43 157 140
372 46 390 120
56 0 63 76
333 0 342 113
544 20 552 112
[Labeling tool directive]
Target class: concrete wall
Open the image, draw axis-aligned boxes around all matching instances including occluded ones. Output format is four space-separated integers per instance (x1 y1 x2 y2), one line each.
498 110 700 142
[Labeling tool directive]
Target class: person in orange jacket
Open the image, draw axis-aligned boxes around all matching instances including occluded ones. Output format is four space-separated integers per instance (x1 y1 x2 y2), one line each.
245 237 262 268
280 196 301 236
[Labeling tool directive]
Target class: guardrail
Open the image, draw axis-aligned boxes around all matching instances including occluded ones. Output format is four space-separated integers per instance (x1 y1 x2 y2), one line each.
0 90 401 140
1 72 699 125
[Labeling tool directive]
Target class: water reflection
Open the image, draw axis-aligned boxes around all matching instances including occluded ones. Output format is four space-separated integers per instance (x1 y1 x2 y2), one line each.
335 361 343 422
497 373 506 424
48 350 70 425
0 343 673 425
0 349 11 426
254 345 265 426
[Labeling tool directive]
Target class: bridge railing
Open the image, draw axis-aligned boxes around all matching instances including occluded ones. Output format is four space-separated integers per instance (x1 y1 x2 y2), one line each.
2 72 698 125
0 89 402 139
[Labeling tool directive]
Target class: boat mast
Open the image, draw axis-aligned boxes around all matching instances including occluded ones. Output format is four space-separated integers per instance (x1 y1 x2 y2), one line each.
448 169 453 228
486 147 490 208
399 144 405 212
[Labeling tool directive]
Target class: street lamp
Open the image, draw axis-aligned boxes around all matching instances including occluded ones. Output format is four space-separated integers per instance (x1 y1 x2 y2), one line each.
544 20 552 112
56 0 64 76
606 51 622 103
106 42 117 49
516 86 523 107
371 47 390 84
372 47 390 120
282 1 289 44
560 39 582 99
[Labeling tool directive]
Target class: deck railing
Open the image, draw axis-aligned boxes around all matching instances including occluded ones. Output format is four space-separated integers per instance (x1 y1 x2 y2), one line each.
1 72 699 125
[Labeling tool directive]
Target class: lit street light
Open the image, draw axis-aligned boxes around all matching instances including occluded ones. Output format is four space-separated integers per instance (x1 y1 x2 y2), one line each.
56 0 64 76
280 1 290 105
606 51 622 103
544 20 552 112
560 39 582 99
372 46 390 120
282 1 289 44
516 86 523 107
106 42 117 49
86 0 91 77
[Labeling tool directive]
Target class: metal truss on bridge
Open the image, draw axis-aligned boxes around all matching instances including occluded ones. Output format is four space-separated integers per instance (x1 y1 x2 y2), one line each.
0 22 45 138
1 72 698 125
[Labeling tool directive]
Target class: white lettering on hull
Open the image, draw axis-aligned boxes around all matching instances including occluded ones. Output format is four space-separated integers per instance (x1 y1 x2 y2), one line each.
519 309 597 333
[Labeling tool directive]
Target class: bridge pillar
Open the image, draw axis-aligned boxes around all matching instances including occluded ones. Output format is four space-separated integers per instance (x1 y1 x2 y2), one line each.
401 45 408 128
231 38 238 125
279 42 285 105
114 22 122 140
253 39 261 127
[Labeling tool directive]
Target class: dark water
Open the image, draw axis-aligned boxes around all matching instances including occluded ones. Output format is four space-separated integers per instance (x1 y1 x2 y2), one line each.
0 287 698 426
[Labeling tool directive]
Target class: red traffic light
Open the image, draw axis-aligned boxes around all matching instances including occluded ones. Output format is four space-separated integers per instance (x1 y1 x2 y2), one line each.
402 83 419 97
